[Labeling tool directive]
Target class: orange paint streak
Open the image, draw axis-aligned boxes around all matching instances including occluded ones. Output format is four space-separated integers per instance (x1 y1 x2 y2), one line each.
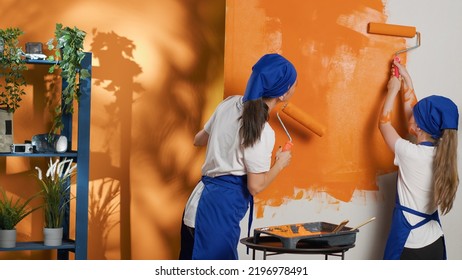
380 111 392 124
404 88 417 108
225 0 408 218
294 190 304 200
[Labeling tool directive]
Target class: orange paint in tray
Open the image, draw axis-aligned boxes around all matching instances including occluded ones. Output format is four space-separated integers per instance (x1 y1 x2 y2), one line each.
253 222 358 249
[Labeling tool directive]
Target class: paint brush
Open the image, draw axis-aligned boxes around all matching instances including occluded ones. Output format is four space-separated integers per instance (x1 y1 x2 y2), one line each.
349 217 376 231
332 219 349 233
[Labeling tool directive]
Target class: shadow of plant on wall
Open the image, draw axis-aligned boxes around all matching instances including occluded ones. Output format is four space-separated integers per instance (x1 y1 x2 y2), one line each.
87 178 120 260
90 29 142 259
88 0 226 259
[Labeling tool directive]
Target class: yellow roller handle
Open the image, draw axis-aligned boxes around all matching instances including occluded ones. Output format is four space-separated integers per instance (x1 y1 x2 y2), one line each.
367 22 416 38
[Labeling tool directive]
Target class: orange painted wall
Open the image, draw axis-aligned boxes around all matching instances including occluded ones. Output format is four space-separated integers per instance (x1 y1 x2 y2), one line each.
224 0 408 217
0 0 416 261
0 0 225 259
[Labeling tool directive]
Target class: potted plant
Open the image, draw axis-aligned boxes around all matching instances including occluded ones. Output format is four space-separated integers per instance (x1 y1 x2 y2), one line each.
0 188 40 248
0 27 27 113
35 158 77 246
0 27 27 152
46 23 90 134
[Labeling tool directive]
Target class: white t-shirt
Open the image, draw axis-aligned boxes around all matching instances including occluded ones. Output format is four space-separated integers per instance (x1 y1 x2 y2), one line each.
184 96 275 227
201 95 274 177
394 138 443 248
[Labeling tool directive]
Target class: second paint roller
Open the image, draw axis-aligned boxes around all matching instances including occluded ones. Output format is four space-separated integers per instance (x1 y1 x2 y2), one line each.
367 22 421 77
276 102 326 151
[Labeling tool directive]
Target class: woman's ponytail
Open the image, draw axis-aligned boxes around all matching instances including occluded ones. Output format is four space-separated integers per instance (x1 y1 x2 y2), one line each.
240 99 269 148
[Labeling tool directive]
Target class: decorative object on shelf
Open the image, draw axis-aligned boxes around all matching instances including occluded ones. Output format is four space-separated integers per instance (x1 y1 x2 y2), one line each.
0 27 28 113
25 42 43 54
24 53 47 60
46 23 90 134
0 109 13 152
0 188 40 248
32 133 68 153
35 158 77 246
10 143 34 153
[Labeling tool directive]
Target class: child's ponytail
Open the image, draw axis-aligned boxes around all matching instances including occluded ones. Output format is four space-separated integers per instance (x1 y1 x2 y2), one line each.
433 129 459 215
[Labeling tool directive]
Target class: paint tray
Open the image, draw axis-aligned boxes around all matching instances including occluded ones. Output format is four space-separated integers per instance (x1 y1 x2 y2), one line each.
253 222 359 249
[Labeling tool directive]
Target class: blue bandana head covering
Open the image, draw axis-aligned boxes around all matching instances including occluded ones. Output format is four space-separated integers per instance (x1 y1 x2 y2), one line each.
243 53 297 102
413 95 459 139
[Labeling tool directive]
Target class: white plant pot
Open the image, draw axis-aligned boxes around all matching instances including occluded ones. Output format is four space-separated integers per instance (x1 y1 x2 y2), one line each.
43 227 63 246
0 229 17 248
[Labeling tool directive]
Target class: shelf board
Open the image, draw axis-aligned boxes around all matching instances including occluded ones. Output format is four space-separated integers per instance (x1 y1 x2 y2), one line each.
24 59 59 65
0 151 78 158
0 239 75 252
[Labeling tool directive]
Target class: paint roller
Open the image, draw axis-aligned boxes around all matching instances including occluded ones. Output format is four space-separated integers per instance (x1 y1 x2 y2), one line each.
276 102 326 151
282 102 326 137
367 22 421 77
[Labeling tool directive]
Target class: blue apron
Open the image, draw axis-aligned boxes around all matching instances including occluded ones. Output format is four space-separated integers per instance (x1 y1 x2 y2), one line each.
383 195 445 259
384 141 446 260
193 175 253 260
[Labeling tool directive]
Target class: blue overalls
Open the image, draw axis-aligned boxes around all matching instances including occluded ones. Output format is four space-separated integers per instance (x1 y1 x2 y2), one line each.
193 175 253 260
384 142 446 260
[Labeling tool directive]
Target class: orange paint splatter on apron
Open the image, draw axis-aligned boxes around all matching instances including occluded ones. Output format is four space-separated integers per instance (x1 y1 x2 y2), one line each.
224 0 408 218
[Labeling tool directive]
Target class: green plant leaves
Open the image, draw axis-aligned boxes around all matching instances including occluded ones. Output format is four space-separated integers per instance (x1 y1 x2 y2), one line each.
0 27 27 113
35 158 76 228
46 23 88 134
1 24 89 133
0 188 40 230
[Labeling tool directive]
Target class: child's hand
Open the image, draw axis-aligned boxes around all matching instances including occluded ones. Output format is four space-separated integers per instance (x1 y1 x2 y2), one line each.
387 74 401 94
393 58 412 89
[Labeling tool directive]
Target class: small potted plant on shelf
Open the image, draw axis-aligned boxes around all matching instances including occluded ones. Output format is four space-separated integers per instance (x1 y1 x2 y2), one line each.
0 27 28 113
46 23 90 134
35 158 77 246
0 188 40 248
